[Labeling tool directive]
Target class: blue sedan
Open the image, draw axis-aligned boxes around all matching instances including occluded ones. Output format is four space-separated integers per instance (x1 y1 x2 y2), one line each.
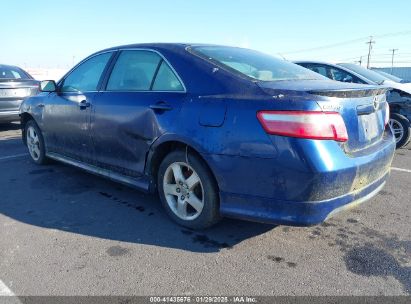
20 44 395 229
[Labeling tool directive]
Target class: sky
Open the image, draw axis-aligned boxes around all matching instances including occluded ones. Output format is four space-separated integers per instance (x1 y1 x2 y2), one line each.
2 0 411 69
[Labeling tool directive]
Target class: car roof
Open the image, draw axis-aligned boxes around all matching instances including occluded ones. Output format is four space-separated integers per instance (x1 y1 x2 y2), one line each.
0 64 25 70
294 60 343 69
97 42 240 53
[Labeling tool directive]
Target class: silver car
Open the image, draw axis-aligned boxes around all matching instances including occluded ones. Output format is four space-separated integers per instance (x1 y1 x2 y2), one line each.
0 64 39 123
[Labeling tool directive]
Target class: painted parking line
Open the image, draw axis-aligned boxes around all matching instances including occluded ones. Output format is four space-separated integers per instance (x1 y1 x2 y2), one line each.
391 166 411 173
0 153 27 161
0 279 15 296
0 280 21 303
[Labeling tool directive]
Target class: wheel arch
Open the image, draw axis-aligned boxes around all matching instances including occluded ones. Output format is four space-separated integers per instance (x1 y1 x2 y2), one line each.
20 112 36 144
146 136 219 194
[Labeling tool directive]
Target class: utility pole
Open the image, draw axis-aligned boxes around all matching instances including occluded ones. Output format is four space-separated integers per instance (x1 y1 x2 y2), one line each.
366 36 375 69
356 56 363 66
389 48 398 74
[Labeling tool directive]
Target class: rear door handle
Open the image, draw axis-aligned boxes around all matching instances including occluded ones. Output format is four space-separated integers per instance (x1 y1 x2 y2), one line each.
150 102 172 111
79 100 91 109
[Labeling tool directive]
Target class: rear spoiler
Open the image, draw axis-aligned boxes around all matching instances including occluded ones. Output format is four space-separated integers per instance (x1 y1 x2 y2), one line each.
308 87 388 98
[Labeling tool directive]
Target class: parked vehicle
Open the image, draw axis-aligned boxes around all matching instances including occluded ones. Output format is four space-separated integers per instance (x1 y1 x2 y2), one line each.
340 63 411 94
295 61 411 148
20 44 395 228
372 69 411 85
0 64 39 124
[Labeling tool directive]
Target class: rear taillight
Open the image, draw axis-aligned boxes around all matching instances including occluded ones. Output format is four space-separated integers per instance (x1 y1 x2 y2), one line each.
257 111 348 142
384 102 390 126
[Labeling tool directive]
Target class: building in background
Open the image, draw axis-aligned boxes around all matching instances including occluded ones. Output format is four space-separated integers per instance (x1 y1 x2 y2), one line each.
373 67 411 82
25 68 68 81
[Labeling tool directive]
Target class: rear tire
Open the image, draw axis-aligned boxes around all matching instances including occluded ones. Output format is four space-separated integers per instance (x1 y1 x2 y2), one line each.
157 150 220 229
25 120 48 165
389 113 411 149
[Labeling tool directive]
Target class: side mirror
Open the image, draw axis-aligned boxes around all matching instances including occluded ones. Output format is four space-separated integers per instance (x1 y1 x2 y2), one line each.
40 80 57 92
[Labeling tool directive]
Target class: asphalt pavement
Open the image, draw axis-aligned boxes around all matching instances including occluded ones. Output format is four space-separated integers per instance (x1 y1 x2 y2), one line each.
0 122 410 296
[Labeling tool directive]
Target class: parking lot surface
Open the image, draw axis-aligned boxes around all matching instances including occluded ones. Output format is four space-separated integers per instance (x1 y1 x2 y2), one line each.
0 122 410 296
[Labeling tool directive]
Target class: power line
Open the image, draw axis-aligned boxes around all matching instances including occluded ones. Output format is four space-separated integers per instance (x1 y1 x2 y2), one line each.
280 30 411 55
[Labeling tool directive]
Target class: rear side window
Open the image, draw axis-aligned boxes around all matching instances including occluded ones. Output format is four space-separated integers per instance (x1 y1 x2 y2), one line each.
107 51 160 91
327 67 366 84
61 52 112 92
107 50 184 91
152 61 184 91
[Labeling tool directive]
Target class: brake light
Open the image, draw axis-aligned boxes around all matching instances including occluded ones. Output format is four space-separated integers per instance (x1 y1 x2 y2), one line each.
384 102 390 126
257 111 348 142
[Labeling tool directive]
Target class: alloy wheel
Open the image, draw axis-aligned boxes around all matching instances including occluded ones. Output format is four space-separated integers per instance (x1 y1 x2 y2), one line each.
389 118 404 144
163 161 204 221
26 126 41 161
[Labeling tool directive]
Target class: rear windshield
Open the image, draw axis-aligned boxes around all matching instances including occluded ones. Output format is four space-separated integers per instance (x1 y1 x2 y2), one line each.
190 46 324 82
0 66 32 80
338 63 386 84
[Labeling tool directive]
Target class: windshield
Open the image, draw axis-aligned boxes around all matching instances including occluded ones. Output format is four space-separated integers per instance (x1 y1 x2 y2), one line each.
372 70 404 83
337 63 387 84
191 46 325 82
0 66 32 80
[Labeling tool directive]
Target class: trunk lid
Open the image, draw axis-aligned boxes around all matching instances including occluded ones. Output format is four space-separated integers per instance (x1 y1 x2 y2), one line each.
258 80 389 152
0 79 39 111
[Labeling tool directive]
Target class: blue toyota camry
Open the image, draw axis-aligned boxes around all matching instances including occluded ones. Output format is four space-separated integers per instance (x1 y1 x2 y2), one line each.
20 43 395 229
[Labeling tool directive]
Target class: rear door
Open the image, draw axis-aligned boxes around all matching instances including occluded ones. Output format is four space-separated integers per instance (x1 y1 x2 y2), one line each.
91 49 186 177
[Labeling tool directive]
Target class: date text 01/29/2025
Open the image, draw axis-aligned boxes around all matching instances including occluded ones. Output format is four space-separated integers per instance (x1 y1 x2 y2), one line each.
149 296 257 303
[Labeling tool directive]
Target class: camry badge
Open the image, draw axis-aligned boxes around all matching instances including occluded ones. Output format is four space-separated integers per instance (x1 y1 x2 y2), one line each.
373 96 379 111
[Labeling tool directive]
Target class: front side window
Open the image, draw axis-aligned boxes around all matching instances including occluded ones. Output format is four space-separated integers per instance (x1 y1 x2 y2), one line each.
107 50 184 91
190 46 324 82
61 52 112 92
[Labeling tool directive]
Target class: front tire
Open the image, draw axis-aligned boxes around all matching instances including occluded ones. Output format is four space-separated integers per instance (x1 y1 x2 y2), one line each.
157 150 220 229
389 113 411 149
25 120 48 165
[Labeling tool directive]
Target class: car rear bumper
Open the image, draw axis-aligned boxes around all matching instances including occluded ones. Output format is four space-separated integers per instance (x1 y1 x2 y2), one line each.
201 129 395 226
0 110 20 123
219 170 388 226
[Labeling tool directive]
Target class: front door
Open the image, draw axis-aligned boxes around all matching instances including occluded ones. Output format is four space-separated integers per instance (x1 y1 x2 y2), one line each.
42 52 114 163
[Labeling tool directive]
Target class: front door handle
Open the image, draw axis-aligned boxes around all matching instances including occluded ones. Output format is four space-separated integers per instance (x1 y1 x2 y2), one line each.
150 102 172 112
79 100 91 109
